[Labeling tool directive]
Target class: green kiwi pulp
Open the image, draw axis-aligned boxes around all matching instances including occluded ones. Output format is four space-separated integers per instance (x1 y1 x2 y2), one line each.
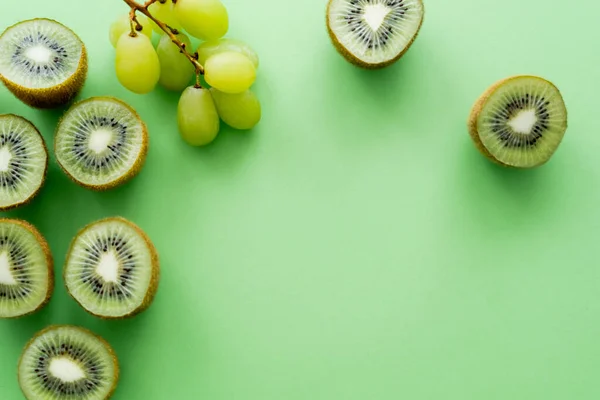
18 325 119 400
54 97 148 191
327 0 424 68
0 18 87 109
0 219 53 318
468 75 568 168
0 114 48 211
64 217 159 319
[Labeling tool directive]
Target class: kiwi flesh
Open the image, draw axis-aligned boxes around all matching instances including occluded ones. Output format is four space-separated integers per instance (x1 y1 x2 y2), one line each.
18 325 119 400
54 97 148 191
0 114 48 211
0 219 53 318
468 75 568 168
0 18 88 109
327 0 424 69
64 217 160 319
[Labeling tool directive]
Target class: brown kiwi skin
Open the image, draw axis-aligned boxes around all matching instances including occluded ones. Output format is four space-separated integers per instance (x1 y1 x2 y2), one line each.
18 325 120 400
64 217 160 320
326 0 425 69
54 97 149 191
467 75 568 169
0 115 48 212
0 18 88 109
0 219 53 319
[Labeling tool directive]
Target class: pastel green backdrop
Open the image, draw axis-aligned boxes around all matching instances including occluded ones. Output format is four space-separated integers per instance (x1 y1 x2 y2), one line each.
1 0 599 399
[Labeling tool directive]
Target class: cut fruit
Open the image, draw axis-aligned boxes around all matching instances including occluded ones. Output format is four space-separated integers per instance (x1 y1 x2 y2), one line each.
0 18 88 108
18 325 119 400
0 114 48 211
468 75 568 168
0 219 53 318
54 97 148 191
64 217 160 319
327 0 424 69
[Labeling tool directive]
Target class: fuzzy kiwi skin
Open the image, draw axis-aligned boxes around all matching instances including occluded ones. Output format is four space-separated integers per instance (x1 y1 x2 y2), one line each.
326 0 425 69
64 217 160 320
18 324 120 400
467 75 568 169
0 18 88 109
0 115 48 212
0 219 53 319
54 97 149 191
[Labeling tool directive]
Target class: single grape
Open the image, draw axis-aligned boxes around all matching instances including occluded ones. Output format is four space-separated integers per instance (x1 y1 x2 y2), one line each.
204 52 256 94
210 89 261 130
174 0 228 40
157 33 195 92
148 0 182 34
197 38 259 69
109 13 152 48
178 86 220 146
115 33 161 94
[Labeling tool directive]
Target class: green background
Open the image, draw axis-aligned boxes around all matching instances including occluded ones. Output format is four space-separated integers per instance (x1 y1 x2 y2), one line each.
1 0 600 398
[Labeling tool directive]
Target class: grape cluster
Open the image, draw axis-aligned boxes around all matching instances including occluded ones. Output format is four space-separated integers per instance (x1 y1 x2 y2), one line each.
109 0 261 146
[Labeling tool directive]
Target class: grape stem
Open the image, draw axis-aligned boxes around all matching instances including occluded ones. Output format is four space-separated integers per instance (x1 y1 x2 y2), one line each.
122 0 205 83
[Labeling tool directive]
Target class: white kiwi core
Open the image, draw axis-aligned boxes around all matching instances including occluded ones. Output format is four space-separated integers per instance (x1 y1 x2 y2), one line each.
89 129 114 154
0 147 13 172
508 109 538 134
25 45 52 64
363 4 391 31
0 251 17 285
95 251 120 283
48 357 86 382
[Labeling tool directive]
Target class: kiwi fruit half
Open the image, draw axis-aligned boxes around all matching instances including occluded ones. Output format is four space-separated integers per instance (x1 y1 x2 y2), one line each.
0 114 48 211
18 325 119 400
327 0 424 69
54 97 148 191
64 217 159 319
0 18 88 109
468 75 568 168
0 219 53 318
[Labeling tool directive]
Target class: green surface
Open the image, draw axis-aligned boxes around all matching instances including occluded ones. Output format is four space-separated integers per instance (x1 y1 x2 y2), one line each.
1 0 600 398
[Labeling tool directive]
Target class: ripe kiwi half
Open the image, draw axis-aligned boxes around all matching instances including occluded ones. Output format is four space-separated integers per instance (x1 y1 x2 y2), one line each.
0 114 48 211
0 18 88 109
327 0 425 69
54 97 149 191
63 217 160 319
0 218 53 319
18 325 119 400
468 75 568 168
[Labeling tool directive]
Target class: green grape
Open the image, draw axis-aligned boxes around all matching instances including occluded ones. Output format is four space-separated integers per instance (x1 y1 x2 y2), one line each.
109 13 152 48
148 0 182 34
197 38 259 69
174 0 228 40
115 33 160 94
178 86 220 146
204 52 256 94
210 89 261 130
157 33 195 92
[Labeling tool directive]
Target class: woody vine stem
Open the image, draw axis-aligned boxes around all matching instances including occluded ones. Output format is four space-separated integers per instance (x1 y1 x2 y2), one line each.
121 0 205 87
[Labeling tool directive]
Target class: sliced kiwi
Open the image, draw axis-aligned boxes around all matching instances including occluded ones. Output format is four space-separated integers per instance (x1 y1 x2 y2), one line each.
468 75 568 168
327 0 424 69
0 18 87 109
0 219 53 318
64 217 159 319
18 325 119 400
54 97 148 191
0 114 48 211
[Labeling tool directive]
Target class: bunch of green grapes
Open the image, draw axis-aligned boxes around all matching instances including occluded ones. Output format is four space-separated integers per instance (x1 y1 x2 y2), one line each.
108 0 261 146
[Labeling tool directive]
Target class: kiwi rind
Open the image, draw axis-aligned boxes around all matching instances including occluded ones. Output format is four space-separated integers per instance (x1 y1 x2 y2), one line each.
0 218 54 318
64 217 160 320
54 96 149 191
0 114 48 212
18 324 120 400
326 0 425 69
467 75 568 169
0 18 88 109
